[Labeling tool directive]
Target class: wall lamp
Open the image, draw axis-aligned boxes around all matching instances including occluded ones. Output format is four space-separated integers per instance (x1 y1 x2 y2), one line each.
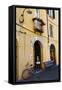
19 8 32 23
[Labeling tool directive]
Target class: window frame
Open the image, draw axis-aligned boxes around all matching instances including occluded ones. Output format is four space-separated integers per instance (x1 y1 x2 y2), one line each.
47 10 55 19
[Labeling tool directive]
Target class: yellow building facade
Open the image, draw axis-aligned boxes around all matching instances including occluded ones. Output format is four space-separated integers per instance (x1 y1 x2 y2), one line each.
16 8 59 80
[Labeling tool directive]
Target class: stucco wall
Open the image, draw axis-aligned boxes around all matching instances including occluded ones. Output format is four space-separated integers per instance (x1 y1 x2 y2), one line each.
16 8 59 80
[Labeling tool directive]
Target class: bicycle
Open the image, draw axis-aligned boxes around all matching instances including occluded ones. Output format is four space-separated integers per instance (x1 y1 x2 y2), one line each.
21 63 34 80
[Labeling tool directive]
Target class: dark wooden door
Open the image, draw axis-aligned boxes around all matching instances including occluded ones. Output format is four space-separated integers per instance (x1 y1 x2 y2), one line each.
50 44 56 63
34 41 41 69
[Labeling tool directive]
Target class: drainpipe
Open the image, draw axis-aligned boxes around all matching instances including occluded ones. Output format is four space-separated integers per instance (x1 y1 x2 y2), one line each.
46 10 49 43
46 10 50 61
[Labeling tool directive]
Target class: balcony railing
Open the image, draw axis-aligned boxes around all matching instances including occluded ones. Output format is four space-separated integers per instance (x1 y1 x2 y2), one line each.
32 18 45 33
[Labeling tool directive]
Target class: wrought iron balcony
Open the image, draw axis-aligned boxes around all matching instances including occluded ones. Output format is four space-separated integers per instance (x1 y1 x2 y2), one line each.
32 18 45 33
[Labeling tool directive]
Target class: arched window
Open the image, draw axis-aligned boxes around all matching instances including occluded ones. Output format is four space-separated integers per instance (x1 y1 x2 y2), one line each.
50 44 56 64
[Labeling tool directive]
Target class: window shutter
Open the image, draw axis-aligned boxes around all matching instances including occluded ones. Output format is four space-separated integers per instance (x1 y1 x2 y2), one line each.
47 10 49 14
53 10 55 19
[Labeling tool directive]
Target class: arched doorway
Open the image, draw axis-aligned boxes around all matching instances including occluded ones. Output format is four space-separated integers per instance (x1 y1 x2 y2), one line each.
50 44 56 64
34 40 41 69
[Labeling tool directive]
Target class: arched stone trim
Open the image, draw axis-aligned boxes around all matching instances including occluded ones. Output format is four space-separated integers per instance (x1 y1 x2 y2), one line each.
31 37 44 47
48 42 56 50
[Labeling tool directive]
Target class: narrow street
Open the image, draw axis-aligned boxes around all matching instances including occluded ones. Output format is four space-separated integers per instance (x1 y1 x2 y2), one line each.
17 64 59 83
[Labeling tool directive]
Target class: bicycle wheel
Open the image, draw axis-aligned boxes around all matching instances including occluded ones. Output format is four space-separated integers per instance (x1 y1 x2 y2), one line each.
22 69 32 80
